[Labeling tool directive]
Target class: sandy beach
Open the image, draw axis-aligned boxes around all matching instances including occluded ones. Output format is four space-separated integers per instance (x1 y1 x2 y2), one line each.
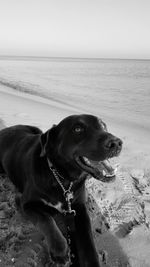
0 85 150 267
0 0 150 264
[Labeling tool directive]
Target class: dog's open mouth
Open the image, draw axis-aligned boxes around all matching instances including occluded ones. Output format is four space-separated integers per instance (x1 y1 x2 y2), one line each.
75 156 117 182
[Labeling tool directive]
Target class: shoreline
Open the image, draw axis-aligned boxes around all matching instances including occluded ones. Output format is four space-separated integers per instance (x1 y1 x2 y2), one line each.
0 86 81 131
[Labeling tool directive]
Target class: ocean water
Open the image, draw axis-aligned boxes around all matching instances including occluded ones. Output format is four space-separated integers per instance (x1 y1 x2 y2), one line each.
0 57 149 130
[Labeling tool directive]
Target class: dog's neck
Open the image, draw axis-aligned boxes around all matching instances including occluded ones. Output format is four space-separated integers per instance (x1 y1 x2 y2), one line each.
46 156 87 191
47 155 84 181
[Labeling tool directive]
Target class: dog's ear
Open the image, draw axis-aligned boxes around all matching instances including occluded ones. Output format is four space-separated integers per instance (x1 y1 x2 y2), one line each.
40 125 57 157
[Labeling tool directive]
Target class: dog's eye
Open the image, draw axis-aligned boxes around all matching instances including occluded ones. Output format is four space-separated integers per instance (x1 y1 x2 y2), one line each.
73 125 85 134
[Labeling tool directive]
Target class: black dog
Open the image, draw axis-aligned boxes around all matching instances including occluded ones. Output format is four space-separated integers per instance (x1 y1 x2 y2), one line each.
0 114 122 267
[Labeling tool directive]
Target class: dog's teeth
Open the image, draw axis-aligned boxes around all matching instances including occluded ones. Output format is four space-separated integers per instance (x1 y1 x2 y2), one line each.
102 169 115 178
102 170 106 176
105 172 115 178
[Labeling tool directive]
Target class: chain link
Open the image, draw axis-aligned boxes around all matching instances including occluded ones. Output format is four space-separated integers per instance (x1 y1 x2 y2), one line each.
47 158 74 200
51 167 73 195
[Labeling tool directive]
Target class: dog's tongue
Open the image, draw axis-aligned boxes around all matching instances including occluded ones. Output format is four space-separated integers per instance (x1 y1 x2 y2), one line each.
79 156 117 182
90 159 116 181
101 160 115 175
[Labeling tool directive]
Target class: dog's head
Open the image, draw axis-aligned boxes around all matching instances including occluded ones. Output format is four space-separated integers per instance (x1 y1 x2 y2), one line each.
40 114 122 182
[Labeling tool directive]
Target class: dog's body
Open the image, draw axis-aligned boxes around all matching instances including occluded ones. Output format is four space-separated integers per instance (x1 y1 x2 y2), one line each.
0 114 122 267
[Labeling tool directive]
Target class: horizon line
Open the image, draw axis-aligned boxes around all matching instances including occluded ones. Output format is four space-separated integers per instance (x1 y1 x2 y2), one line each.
0 54 150 61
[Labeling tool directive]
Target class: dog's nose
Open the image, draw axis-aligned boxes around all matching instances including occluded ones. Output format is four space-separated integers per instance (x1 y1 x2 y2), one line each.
104 136 123 150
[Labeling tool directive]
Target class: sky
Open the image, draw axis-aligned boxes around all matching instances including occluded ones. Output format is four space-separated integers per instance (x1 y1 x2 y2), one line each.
0 0 150 59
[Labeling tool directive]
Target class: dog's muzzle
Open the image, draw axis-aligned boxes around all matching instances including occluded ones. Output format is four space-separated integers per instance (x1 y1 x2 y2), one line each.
75 136 122 182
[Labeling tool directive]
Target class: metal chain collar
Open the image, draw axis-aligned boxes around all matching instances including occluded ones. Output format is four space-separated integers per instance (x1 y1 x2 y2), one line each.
47 158 76 216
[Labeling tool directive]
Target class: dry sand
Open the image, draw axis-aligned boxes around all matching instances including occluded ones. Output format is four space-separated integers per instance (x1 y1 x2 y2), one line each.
0 86 150 267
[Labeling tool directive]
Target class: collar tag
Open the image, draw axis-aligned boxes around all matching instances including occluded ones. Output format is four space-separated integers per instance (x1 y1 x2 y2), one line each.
64 191 76 216
64 191 74 202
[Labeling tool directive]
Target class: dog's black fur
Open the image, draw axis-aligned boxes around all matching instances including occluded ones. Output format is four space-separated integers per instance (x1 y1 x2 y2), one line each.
0 114 122 267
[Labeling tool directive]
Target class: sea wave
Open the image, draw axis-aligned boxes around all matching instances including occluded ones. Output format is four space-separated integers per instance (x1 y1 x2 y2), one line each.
0 77 80 112
0 78 44 98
